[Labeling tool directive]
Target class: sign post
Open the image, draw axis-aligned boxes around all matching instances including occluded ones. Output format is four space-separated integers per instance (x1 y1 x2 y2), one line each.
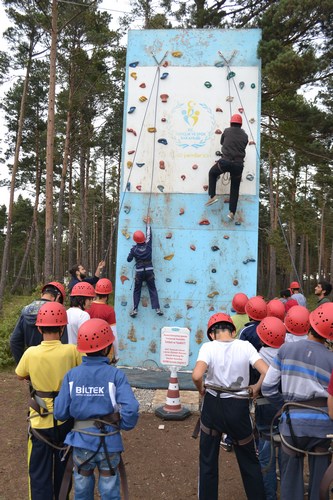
155 327 192 420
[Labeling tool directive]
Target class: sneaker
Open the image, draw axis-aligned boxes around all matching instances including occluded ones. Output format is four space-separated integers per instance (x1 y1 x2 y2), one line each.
205 195 219 206
227 211 234 220
156 309 164 316
130 309 138 317
220 435 233 452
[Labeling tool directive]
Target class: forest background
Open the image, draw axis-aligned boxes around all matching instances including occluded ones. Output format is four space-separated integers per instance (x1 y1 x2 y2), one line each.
0 0 332 366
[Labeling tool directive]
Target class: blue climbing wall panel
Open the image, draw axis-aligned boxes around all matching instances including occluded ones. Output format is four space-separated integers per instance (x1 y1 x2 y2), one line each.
115 29 261 369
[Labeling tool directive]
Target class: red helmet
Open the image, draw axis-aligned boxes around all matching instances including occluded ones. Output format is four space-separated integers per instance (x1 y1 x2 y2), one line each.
230 113 242 125
290 281 301 289
133 230 145 244
36 302 68 327
77 318 115 353
245 296 267 321
285 299 298 313
284 305 310 335
42 281 66 303
309 303 333 340
207 312 235 339
257 317 286 348
95 278 113 295
232 293 248 314
267 299 285 321
70 282 96 297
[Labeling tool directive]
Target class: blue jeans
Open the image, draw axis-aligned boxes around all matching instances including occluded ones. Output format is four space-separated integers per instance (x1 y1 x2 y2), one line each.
73 447 121 500
258 438 278 500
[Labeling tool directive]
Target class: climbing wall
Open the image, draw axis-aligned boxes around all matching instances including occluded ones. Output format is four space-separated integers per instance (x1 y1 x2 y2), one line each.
115 29 261 369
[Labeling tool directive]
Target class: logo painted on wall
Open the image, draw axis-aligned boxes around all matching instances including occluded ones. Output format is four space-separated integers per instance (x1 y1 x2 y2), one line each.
170 100 215 149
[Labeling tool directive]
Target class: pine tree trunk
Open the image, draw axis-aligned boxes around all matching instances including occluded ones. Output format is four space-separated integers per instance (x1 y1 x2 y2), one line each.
67 155 74 268
0 36 34 311
267 146 278 298
44 0 58 280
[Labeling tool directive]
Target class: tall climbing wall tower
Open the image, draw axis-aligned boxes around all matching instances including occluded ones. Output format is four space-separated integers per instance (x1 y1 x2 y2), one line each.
115 29 261 369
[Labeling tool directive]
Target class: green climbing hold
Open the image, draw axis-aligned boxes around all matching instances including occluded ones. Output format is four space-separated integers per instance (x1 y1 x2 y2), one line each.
251 83 256 89
239 81 245 89
227 72 235 80
204 81 212 88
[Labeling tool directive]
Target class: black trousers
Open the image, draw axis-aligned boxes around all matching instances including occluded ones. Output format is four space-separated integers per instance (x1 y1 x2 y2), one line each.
199 392 265 500
208 160 243 214
28 419 73 500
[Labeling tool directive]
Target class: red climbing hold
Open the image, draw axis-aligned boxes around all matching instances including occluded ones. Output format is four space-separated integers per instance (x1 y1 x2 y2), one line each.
139 83 146 88
120 275 129 284
199 219 210 225
159 161 165 169
128 150 135 155
192 164 198 170
160 94 169 103
136 185 142 191
179 208 184 215
190 245 196 251
215 129 222 134
181 175 186 180
126 128 137 136
203 185 208 191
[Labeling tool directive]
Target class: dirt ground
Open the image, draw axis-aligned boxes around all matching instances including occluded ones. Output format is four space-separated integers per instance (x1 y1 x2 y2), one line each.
0 370 248 500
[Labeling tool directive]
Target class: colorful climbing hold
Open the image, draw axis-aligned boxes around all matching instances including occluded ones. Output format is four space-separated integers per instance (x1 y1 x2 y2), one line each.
227 71 235 80
203 185 208 191
215 129 222 134
214 61 224 68
127 150 135 155
139 96 147 102
171 51 182 57
238 107 244 113
204 81 212 88
136 185 142 191
136 162 145 168
128 107 136 114
129 61 139 68
166 278 172 282
249 140 256 145
157 185 164 192
246 173 254 181
233 279 239 286
187 304 193 310
207 291 219 298
121 229 130 239
216 107 223 112
192 164 198 170
126 182 131 191
165 232 172 239
209 305 215 311
164 303 170 308
181 175 186 180
164 253 174 261
162 61 169 67
243 258 256 265
139 82 146 88
199 219 210 225
124 205 131 214
251 83 256 89
126 127 137 136
249 118 255 124
127 161 133 168
211 246 219 251
141 297 148 307
147 127 157 133
160 72 169 80
226 96 234 102
159 160 165 170
158 138 168 145
121 301 127 306
161 117 167 122
185 280 197 284
120 275 129 284
179 208 184 215
223 235 230 240
190 244 196 251
235 221 242 226
239 81 245 89
160 93 169 103
130 72 137 79
211 269 217 273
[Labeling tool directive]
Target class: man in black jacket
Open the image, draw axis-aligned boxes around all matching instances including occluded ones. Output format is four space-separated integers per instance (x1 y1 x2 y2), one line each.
205 113 248 220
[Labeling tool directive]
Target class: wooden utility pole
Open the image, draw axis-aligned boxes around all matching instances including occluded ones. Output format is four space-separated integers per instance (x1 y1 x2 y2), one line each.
44 0 58 280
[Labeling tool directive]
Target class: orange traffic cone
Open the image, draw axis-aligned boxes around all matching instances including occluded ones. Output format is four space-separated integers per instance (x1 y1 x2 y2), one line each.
155 368 191 421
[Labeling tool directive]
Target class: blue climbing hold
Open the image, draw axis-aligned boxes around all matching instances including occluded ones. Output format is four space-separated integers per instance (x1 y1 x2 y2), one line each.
166 278 172 282
136 162 145 168
124 205 131 214
128 106 136 114
164 303 170 309
121 301 127 306
158 138 168 145
243 258 256 265
160 72 169 80
129 61 139 68
227 71 235 80
214 61 224 68
126 182 131 191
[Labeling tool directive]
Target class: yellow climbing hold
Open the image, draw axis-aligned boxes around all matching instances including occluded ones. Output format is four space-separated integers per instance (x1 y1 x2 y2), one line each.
139 96 147 102
130 72 137 79
121 229 130 239
127 161 133 168
147 127 157 133
164 253 174 261
207 291 219 298
171 51 182 58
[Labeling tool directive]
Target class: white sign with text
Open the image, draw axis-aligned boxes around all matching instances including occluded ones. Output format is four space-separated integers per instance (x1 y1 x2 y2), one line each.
160 327 190 367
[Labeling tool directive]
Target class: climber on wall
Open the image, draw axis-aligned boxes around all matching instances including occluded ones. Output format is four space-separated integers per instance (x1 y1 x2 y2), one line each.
127 216 163 318
205 113 248 221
